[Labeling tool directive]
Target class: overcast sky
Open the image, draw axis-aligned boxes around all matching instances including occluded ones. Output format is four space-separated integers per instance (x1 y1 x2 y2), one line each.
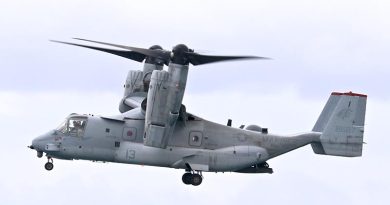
1 0 389 204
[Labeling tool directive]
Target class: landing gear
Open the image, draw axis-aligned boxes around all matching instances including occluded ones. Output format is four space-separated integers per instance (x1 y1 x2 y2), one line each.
182 172 203 186
191 174 202 186
44 157 54 171
182 163 203 186
182 173 192 185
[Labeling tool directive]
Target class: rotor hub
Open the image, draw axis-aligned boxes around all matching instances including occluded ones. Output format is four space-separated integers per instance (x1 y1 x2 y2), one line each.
171 44 190 65
145 45 164 66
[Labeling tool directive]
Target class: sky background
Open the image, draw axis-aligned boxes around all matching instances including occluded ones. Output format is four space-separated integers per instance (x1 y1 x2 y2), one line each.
1 0 389 204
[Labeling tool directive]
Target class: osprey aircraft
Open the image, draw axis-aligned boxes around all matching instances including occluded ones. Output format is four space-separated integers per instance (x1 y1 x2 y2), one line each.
29 38 367 186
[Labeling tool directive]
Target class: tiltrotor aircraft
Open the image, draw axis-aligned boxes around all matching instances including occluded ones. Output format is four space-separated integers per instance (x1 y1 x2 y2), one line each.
29 38 367 186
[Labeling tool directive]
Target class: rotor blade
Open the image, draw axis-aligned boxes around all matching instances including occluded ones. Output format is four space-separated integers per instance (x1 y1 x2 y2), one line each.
50 40 146 62
73 38 171 62
186 52 270 66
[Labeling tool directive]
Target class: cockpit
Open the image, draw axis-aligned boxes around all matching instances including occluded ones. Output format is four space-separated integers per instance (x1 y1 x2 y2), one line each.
56 115 88 137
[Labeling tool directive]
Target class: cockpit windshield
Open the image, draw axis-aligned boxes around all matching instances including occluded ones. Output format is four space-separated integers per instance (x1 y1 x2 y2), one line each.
56 117 87 137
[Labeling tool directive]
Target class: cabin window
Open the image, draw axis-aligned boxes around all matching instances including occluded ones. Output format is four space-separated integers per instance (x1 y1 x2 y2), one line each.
192 135 199 142
189 131 203 147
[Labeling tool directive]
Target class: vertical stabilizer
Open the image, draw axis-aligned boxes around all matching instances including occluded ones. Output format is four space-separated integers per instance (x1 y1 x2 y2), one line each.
311 92 367 157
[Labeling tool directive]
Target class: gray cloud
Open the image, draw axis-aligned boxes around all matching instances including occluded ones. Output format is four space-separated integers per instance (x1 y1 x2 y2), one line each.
1 0 389 99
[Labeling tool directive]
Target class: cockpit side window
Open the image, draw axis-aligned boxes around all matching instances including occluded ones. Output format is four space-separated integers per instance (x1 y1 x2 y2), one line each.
56 120 68 134
56 117 87 137
68 119 87 137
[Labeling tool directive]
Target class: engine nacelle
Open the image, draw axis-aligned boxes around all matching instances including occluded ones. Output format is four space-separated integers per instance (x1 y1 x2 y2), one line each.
142 63 163 90
119 63 163 113
165 63 189 116
123 70 144 97
143 63 189 148
144 70 170 148
119 70 144 113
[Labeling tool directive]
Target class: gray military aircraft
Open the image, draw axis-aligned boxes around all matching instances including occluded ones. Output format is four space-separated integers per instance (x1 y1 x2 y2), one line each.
29 38 367 186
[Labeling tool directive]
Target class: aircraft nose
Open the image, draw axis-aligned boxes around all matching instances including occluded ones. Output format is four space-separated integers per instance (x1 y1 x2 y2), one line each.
31 137 42 151
30 139 43 158
31 131 52 151
31 138 39 149
30 132 53 158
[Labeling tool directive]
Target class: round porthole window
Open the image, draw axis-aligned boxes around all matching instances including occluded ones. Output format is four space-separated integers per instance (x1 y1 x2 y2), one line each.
192 135 199 142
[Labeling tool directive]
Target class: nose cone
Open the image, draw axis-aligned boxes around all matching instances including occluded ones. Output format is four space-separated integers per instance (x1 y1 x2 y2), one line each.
31 131 54 151
31 137 43 151
31 138 40 150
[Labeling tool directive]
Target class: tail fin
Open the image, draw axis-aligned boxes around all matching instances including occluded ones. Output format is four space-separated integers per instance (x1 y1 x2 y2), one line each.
311 92 367 157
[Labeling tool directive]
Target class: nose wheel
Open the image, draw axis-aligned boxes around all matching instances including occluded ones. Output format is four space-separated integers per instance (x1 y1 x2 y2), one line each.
44 157 54 171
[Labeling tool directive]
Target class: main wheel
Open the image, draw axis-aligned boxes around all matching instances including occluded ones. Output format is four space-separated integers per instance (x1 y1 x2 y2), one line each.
44 162 54 171
182 173 192 185
191 174 202 186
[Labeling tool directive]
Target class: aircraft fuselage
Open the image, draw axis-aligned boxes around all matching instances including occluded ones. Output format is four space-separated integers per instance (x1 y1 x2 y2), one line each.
32 109 320 173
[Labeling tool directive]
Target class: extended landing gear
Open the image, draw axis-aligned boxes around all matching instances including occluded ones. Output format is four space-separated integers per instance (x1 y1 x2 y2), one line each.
182 172 203 186
44 157 54 171
182 163 203 186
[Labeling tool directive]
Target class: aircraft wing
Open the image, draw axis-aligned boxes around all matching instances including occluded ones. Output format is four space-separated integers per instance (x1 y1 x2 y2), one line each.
119 92 147 113
123 95 145 109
